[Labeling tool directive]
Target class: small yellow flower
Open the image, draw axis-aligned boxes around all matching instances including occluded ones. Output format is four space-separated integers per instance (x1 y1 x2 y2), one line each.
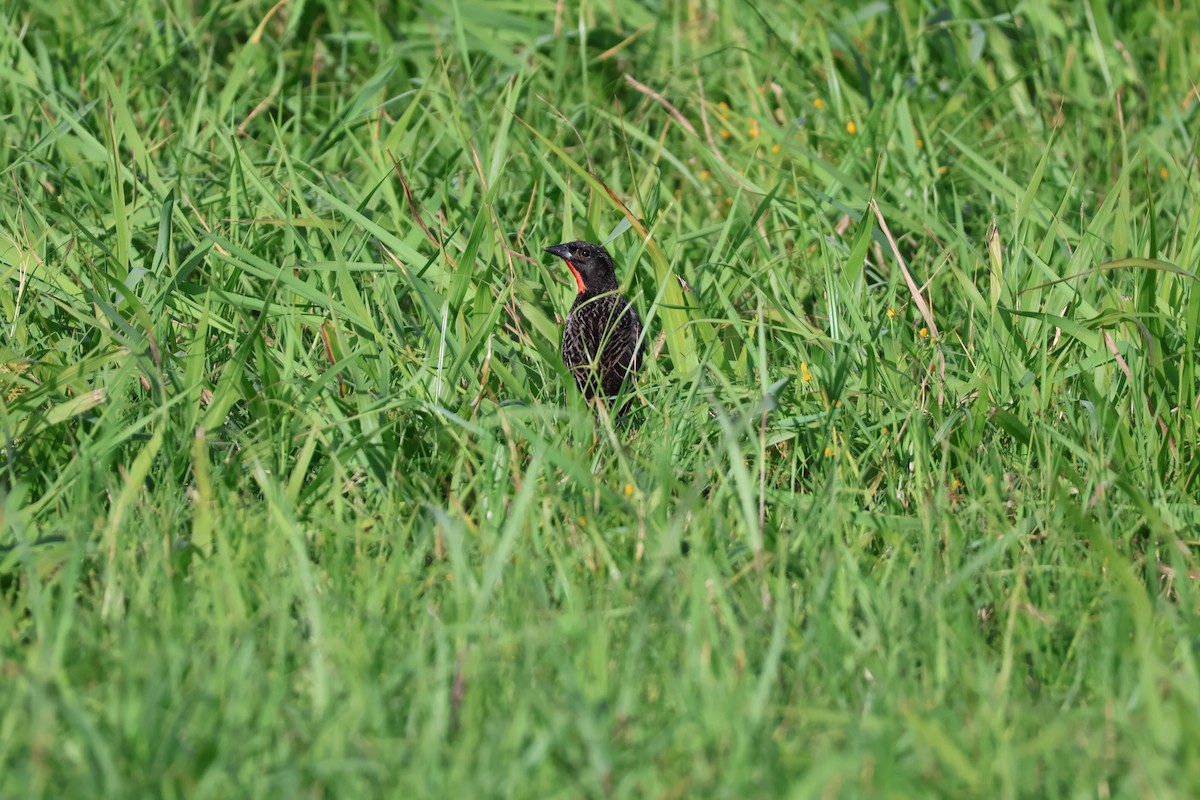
771 143 781 154
938 165 949 176
1161 167 1169 179
720 128 730 139
624 483 634 497
699 169 711 180
845 120 857 135
813 98 825 109
887 308 895 318
578 516 586 526
919 327 929 338
748 119 759 138
824 446 833 458
915 138 924 149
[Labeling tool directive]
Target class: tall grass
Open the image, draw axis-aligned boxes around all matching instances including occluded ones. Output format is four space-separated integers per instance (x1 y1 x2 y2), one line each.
2 0 1198 796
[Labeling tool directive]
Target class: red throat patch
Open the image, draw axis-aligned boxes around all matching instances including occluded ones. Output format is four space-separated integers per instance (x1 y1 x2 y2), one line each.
565 260 586 293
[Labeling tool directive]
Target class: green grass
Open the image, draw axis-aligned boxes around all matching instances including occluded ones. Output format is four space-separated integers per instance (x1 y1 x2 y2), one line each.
2 0 1199 796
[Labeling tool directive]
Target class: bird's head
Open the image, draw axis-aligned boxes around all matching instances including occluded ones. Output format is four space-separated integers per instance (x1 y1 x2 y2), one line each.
543 241 619 295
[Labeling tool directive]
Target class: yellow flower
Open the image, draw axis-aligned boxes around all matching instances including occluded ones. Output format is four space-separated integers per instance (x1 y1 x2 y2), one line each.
915 138 924 149
1161 167 1169 179
813 98 825 109
886 308 895 318
720 128 730 139
624 483 635 497
771 143 781 153
919 327 929 338
845 121 857 135
699 169 711 180
824 446 833 458
938 165 948 176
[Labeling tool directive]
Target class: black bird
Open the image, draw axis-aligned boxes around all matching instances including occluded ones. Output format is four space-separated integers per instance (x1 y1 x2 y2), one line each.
543 241 643 406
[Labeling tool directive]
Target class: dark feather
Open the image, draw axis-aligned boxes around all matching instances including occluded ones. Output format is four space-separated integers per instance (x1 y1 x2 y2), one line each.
562 291 643 398
544 241 645 407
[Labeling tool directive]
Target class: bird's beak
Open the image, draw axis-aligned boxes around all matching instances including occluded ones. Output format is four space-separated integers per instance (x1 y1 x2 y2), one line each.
544 243 573 261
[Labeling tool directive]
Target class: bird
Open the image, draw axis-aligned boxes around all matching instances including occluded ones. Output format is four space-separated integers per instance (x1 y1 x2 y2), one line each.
543 240 644 408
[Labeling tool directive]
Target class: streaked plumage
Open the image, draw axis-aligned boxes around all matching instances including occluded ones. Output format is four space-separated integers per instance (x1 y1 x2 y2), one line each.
543 241 643 403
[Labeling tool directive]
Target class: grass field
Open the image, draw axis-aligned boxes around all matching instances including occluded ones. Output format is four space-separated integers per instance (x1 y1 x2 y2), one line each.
2 0 1199 796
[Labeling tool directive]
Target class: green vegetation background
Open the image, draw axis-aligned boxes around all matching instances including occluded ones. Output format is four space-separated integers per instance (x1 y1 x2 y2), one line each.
2 0 1198 796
